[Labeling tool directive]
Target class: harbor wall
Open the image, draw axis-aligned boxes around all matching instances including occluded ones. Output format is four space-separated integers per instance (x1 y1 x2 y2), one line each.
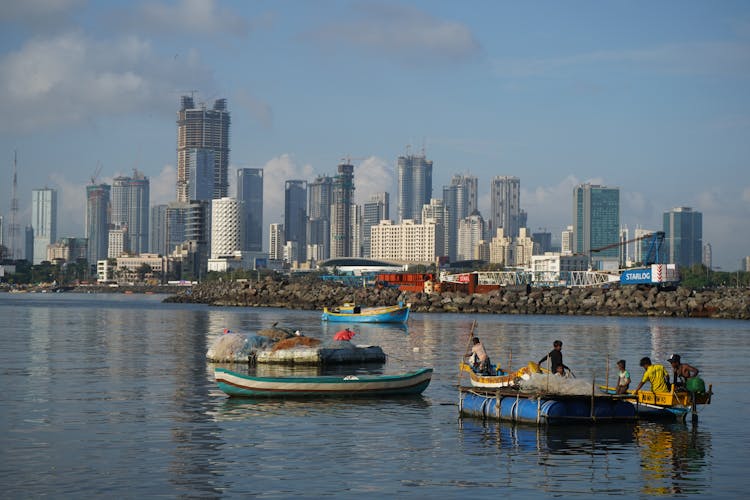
163 277 750 320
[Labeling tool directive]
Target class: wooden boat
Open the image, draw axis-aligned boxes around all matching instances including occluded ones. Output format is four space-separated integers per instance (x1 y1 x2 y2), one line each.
599 382 713 421
460 360 545 389
215 367 432 397
321 302 410 323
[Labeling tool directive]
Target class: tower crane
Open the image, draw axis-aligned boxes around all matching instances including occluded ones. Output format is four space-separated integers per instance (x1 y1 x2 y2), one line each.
90 161 103 185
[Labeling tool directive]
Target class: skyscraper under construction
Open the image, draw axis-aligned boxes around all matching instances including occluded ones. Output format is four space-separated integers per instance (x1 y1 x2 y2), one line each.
176 96 230 202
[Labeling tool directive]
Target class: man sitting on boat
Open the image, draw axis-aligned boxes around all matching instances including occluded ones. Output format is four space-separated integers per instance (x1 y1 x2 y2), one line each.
633 357 670 394
466 337 492 375
667 354 699 390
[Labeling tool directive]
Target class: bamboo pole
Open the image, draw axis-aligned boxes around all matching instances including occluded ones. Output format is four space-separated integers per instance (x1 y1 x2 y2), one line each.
605 354 610 392
458 320 478 387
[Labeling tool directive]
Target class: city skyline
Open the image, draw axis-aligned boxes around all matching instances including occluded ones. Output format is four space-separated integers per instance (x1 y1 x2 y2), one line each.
0 1 748 270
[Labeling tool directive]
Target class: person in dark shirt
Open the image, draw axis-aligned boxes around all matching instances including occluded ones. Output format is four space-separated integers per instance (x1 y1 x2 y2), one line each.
539 340 569 374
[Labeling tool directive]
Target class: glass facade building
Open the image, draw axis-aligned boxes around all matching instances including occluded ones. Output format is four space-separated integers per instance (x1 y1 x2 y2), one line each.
573 184 620 264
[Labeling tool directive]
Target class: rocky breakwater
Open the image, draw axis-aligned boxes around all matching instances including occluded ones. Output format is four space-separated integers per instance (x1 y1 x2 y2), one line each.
164 278 750 320
164 276 404 310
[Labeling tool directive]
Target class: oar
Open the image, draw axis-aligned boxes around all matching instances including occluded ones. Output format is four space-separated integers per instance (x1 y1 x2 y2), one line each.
458 320 477 386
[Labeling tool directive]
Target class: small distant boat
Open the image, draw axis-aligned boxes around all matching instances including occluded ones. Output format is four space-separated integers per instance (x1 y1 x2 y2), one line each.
215 367 432 397
321 302 410 323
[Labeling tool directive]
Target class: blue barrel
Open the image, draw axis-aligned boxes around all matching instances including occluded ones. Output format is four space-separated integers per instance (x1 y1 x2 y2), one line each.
460 391 636 424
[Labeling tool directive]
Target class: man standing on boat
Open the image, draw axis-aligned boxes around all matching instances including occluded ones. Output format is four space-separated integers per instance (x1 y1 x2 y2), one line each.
467 337 492 375
634 357 670 394
539 340 569 375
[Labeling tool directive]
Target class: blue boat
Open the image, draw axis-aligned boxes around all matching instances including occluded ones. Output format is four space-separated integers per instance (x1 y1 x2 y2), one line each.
215 367 432 397
459 387 636 425
321 302 410 323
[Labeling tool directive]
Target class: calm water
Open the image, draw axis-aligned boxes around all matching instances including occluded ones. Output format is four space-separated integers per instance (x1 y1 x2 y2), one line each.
1 293 748 498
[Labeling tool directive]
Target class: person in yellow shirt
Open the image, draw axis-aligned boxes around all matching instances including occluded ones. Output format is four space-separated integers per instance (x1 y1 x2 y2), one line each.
634 356 670 394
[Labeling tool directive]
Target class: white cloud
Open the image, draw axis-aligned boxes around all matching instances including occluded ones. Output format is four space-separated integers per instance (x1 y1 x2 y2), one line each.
0 0 83 28
260 154 315 227
353 156 394 206
47 172 86 238
150 164 177 206
0 32 213 131
520 175 580 235
494 42 750 79
307 3 480 64
234 89 273 129
135 0 249 37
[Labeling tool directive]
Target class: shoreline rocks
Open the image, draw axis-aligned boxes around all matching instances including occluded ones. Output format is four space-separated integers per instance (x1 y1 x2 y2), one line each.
163 277 750 320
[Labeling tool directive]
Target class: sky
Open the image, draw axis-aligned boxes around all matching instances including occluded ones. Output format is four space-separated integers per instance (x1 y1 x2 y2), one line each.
0 0 748 270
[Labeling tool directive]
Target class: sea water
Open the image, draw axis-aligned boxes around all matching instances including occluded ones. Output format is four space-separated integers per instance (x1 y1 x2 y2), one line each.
1 292 748 497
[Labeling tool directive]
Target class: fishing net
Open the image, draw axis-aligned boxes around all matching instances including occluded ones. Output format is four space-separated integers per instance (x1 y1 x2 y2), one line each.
271 336 322 352
519 372 597 396
206 333 273 362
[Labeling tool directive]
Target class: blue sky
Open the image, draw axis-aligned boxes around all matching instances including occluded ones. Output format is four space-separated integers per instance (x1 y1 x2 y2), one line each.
1 0 748 269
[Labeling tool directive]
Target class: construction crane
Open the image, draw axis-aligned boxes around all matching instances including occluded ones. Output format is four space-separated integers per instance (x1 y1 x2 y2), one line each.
591 231 665 265
90 161 103 185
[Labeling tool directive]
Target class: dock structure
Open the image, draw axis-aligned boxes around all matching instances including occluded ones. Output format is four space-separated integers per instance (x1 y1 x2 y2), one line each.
458 386 637 425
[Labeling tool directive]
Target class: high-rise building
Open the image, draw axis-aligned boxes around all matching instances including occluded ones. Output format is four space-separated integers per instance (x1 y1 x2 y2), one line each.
370 219 442 263
111 171 149 254
269 223 285 261
742 256 750 272
86 183 111 265
284 180 307 263
351 203 362 258
176 96 230 202
330 163 355 258
422 198 448 258
108 227 129 258
211 197 242 259
457 211 485 261
703 243 712 270
362 192 389 258
0 215 4 250
150 204 168 256
532 231 552 255
573 184 620 267
31 187 57 264
307 175 333 260
397 152 432 223
490 176 521 238
187 148 215 201
663 206 702 268
443 174 477 261
561 225 574 255
24 226 33 261
237 168 263 252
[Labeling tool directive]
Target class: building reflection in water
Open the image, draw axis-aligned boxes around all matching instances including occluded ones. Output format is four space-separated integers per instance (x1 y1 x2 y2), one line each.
167 310 226 497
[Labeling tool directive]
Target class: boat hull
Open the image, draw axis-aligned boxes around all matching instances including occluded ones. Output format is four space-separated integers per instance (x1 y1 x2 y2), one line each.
215 367 432 397
321 304 410 323
599 385 712 422
460 361 539 388
459 388 636 425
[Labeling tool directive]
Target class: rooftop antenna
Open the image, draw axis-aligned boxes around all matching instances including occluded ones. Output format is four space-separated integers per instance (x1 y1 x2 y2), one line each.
8 150 19 260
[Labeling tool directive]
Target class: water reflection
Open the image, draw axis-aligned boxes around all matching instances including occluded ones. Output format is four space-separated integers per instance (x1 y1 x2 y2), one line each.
636 422 711 495
457 419 711 495
458 419 636 454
